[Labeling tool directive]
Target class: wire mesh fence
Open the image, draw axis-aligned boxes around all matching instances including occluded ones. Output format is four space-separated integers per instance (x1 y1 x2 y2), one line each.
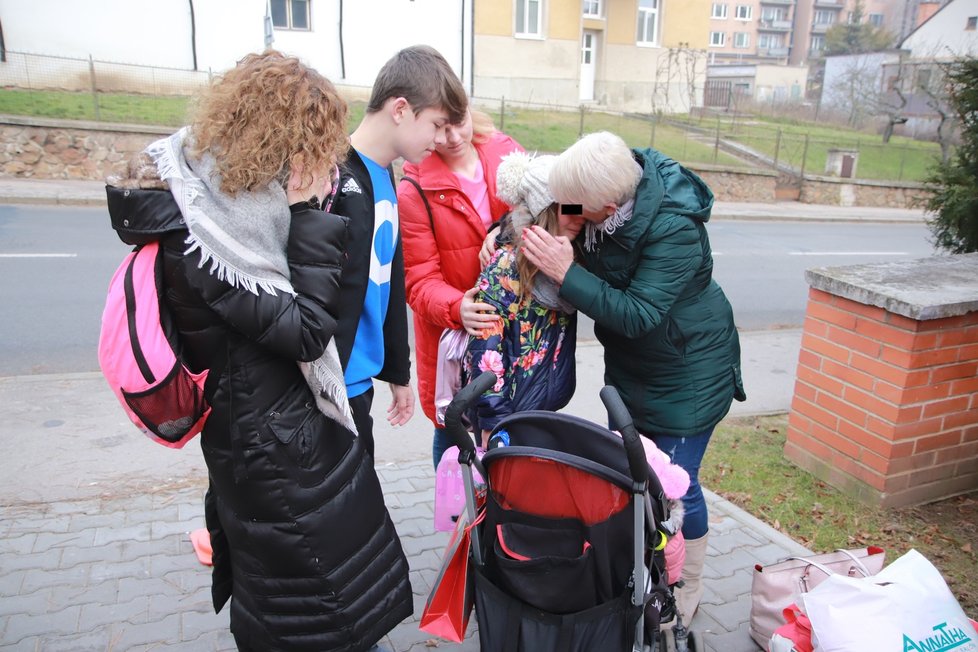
0 50 943 182
0 50 211 125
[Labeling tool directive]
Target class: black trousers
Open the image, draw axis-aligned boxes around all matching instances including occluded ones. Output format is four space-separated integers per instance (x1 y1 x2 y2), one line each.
349 385 375 458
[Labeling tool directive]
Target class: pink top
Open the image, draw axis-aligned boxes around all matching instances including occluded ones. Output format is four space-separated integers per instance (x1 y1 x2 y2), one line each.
454 159 492 229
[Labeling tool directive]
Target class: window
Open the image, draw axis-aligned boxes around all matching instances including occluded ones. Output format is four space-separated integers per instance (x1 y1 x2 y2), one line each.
758 33 783 48
734 32 751 48
967 16 977 30
270 0 310 30
810 34 825 51
916 68 932 91
734 5 752 20
710 31 726 46
762 7 785 22
636 0 659 45
583 0 601 17
868 13 884 27
516 0 542 37
712 3 728 19
813 10 835 25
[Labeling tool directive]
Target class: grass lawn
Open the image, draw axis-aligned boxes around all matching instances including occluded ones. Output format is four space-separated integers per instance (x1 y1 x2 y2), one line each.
0 89 191 126
483 106 748 167
703 415 977 618
0 88 938 180
683 113 943 182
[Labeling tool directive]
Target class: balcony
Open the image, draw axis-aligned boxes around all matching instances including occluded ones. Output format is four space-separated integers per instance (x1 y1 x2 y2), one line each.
810 22 833 33
760 0 795 5
758 19 793 31
812 0 842 7
758 47 790 58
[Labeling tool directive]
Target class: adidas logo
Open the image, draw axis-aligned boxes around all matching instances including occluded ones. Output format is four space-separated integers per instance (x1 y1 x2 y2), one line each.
342 178 362 194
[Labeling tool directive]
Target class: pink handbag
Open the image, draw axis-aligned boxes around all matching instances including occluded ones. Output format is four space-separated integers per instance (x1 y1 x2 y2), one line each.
434 445 484 531
749 546 885 650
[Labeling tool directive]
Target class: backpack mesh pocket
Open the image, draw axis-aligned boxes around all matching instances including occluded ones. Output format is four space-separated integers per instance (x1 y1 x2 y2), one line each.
123 362 209 443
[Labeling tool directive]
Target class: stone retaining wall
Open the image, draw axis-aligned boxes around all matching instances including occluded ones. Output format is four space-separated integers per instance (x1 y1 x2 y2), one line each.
688 164 779 202
0 117 169 182
800 175 929 209
0 116 928 207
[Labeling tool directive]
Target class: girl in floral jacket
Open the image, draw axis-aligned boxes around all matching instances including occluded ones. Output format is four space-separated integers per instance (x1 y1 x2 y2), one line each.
464 152 583 442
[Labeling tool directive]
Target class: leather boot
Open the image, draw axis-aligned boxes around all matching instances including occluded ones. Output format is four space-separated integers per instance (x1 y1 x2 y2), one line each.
675 533 709 624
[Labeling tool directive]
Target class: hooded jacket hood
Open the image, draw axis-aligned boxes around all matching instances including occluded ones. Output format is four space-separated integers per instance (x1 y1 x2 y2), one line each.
634 148 714 224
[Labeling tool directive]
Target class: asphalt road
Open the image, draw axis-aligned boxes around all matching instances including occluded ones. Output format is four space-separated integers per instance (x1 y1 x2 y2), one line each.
0 204 934 376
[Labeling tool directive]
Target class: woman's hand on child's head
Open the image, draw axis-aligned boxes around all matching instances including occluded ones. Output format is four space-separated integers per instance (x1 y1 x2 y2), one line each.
479 226 500 268
460 287 501 337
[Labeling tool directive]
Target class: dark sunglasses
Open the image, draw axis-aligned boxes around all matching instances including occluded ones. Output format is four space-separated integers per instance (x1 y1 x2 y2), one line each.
560 203 584 215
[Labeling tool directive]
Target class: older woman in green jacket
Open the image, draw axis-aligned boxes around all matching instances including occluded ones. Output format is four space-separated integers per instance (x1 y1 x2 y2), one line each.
522 131 746 625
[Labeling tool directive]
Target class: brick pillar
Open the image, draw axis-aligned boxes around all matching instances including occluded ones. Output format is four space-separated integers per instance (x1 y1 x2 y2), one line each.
786 254 978 508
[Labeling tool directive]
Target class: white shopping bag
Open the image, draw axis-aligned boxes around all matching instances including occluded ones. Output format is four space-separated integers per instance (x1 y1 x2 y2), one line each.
802 549 976 652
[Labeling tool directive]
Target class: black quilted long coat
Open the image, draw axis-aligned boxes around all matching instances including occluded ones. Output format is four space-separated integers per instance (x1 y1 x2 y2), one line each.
106 185 412 651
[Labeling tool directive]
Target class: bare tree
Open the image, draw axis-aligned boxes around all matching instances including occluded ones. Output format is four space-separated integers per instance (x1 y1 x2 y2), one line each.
651 44 706 114
824 54 885 128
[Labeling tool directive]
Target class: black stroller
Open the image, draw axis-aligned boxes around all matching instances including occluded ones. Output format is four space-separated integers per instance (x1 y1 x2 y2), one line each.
445 372 700 652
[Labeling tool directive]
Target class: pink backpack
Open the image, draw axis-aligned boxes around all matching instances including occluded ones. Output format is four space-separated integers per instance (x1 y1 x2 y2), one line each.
98 242 210 448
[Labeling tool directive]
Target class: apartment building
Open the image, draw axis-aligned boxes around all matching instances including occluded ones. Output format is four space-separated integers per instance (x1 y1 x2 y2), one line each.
473 0 711 112
705 0 913 67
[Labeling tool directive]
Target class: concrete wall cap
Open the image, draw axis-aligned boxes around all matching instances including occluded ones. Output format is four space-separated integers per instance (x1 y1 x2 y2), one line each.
805 253 978 320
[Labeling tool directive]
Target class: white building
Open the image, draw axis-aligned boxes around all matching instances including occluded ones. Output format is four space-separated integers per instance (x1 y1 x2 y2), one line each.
899 0 978 58
0 0 468 94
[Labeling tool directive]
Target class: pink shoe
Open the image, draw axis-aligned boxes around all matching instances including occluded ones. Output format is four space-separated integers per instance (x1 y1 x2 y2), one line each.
190 528 213 566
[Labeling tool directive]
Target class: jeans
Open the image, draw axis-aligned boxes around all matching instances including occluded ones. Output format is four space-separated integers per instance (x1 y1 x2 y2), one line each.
644 426 715 540
432 427 453 470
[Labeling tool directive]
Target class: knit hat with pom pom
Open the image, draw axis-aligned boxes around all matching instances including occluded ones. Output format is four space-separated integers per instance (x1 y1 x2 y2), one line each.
495 151 556 218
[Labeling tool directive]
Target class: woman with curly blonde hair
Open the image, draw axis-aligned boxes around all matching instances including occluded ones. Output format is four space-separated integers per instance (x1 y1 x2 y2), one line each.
105 50 413 650
189 50 348 196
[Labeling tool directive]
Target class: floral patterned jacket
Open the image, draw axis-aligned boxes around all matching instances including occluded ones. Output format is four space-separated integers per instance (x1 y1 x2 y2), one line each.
464 245 577 433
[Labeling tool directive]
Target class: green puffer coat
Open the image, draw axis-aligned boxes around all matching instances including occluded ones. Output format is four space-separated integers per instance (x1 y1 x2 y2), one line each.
559 148 746 436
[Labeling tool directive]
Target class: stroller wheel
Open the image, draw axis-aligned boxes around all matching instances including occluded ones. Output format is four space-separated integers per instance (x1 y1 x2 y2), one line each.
659 628 700 652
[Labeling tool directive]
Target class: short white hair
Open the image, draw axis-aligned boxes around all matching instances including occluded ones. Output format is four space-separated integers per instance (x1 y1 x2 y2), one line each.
549 131 641 213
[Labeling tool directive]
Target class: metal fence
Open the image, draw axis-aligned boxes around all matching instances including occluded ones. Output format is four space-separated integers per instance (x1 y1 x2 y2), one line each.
0 50 212 125
0 50 940 182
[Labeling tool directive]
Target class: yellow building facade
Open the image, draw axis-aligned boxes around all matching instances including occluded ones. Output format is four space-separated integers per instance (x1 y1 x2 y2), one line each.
473 0 710 113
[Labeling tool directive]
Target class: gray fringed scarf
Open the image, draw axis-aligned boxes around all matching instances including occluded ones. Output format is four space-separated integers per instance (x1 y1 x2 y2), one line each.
146 128 356 435
584 197 635 253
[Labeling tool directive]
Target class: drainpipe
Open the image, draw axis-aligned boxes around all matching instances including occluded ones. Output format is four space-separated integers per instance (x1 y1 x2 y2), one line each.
338 0 346 79
460 0 466 89
468 0 475 96
188 0 198 71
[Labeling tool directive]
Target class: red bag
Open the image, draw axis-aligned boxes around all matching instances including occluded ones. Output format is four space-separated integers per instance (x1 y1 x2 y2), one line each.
420 508 484 642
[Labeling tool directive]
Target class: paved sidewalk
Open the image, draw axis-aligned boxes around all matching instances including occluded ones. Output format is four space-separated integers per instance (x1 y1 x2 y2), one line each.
0 327 807 651
0 177 828 650
0 459 810 651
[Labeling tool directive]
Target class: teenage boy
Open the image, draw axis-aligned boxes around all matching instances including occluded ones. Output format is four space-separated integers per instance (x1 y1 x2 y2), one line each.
330 45 468 458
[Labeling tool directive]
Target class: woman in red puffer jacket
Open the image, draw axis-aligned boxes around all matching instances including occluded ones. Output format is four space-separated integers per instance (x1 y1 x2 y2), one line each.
398 109 523 468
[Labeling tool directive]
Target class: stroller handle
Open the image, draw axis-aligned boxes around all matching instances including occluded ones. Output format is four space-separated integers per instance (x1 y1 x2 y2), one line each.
444 370 497 454
599 385 649 487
